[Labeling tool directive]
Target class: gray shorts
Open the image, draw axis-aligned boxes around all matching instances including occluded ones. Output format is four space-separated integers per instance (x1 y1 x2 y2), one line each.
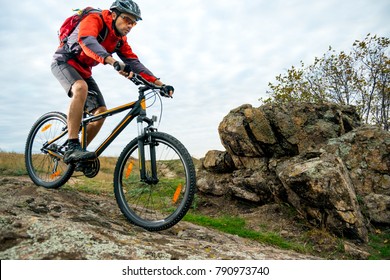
51 61 106 113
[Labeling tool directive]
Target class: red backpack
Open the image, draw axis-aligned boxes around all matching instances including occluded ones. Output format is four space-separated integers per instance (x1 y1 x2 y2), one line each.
58 7 107 44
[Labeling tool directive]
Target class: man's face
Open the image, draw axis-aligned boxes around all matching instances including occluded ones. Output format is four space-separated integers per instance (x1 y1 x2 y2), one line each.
113 12 137 36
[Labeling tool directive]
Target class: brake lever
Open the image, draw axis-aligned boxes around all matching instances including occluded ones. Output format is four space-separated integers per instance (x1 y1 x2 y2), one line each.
160 89 173 98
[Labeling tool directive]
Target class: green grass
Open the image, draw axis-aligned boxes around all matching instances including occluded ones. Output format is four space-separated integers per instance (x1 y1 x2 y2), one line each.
368 228 390 259
63 178 114 196
184 213 309 254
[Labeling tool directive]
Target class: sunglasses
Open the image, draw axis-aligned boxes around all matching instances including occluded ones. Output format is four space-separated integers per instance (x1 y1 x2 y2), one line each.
120 14 137 26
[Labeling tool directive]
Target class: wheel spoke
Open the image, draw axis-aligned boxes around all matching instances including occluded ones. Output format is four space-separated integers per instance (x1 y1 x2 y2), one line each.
25 112 74 188
114 132 196 231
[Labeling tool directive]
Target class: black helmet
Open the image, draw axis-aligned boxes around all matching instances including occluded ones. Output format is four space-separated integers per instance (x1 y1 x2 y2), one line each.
110 0 142 21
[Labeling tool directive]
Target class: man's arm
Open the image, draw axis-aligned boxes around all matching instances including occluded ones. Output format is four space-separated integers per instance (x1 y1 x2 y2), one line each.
78 14 111 64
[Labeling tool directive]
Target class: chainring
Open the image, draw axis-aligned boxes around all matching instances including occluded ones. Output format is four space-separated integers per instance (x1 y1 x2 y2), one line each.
81 158 100 178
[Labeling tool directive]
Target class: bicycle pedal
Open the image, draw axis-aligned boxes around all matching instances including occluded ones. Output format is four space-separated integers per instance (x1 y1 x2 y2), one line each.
74 163 85 172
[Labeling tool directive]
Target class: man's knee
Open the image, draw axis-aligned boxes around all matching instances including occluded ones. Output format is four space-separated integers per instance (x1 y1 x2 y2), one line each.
71 80 88 99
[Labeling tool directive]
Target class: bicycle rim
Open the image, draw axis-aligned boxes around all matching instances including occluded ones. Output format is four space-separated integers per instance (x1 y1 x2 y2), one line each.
25 112 74 188
114 132 196 231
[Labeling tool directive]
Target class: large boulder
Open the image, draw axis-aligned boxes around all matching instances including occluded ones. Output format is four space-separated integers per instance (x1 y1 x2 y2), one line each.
276 152 368 241
203 150 235 173
323 126 390 226
218 103 360 158
198 102 389 242
324 126 390 196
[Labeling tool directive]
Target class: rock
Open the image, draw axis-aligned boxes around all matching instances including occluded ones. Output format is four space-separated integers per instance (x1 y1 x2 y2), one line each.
218 102 360 159
218 104 264 157
198 157 283 203
324 126 390 195
363 193 390 224
324 126 390 225
343 242 371 259
203 150 235 173
231 169 277 204
196 170 233 196
199 102 389 242
231 155 269 170
0 177 316 260
276 152 368 241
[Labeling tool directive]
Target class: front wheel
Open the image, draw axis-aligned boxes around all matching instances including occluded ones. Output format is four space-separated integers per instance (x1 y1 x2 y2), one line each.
25 111 74 188
114 132 196 231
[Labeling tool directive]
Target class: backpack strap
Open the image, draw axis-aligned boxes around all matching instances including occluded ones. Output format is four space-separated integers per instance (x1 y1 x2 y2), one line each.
96 14 122 53
97 14 108 43
114 39 123 53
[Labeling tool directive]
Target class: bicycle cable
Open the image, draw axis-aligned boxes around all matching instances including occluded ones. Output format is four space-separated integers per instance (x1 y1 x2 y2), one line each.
145 89 164 129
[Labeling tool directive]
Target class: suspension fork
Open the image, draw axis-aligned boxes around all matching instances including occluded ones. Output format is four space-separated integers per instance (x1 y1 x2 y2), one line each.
137 111 159 184
148 132 158 182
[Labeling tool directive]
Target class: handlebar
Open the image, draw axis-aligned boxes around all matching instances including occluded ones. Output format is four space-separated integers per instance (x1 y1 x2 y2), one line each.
113 62 172 98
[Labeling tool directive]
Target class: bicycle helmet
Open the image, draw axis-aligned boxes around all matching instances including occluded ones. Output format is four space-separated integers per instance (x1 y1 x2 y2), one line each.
110 0 142 21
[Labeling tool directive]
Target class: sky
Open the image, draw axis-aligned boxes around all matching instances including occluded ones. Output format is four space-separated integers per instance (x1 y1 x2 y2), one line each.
0 0 389 158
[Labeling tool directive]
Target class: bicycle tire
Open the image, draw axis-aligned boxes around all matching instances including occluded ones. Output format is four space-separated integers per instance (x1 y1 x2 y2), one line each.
25 111 74 188
114 131 196 231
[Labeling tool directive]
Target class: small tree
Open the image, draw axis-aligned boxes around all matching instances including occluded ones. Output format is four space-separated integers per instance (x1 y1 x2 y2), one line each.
263 34 390 130
353 35 390 130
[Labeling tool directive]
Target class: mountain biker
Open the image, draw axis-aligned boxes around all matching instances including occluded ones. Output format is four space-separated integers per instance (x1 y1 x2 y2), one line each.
51 0 174 164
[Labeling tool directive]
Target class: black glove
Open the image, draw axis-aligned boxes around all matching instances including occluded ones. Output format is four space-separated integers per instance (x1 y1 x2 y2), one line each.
123 64 132 73
162 85 174 96
113 61 132 74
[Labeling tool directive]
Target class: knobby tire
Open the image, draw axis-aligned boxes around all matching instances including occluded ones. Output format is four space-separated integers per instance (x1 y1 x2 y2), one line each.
25 111 74 189
114 132 196 231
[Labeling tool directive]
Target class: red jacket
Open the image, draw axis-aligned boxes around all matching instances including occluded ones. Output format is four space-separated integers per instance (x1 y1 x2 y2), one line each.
53 10 157 82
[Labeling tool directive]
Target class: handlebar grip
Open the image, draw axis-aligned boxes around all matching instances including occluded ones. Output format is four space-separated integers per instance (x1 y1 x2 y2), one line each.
113 61 122 71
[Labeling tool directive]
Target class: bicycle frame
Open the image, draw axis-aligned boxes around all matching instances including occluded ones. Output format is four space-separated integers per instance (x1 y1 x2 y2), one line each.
80 90 147 157
43 86 158 180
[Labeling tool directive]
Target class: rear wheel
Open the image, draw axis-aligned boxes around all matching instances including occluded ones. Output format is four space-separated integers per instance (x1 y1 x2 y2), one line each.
25 111 74 188
114 132 196 231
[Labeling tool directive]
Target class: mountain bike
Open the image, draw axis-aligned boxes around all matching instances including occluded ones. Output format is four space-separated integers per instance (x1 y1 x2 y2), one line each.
24 73 196 231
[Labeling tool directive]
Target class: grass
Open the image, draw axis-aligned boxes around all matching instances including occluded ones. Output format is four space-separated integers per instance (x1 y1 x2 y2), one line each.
368 228 390 259
0 151 28 176
1 151 389 259
63 156 117 195
183 214 308 254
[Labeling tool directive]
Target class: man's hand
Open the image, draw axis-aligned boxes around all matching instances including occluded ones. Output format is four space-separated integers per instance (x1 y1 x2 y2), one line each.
162 85 174 97
153 79 174 97
113 61 134 78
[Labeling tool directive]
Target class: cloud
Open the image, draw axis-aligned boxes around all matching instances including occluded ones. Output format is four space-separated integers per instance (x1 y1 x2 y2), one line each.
0 0 389 157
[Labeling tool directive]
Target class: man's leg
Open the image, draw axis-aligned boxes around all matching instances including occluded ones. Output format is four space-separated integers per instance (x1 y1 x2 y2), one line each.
86 106 107 146
67 80 88 139
63 80 96 163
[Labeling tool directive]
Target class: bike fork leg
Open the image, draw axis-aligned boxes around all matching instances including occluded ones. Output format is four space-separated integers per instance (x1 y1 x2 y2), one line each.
138 135 158 183
138 137 147 181
149 139 158 180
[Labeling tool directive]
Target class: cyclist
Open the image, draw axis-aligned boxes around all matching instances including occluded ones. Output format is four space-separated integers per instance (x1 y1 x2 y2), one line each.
51 0 174 164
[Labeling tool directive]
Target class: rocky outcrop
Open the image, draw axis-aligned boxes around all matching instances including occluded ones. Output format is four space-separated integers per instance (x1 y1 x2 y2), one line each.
218 102 360 158
198 102 390 242
0 177 316 260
